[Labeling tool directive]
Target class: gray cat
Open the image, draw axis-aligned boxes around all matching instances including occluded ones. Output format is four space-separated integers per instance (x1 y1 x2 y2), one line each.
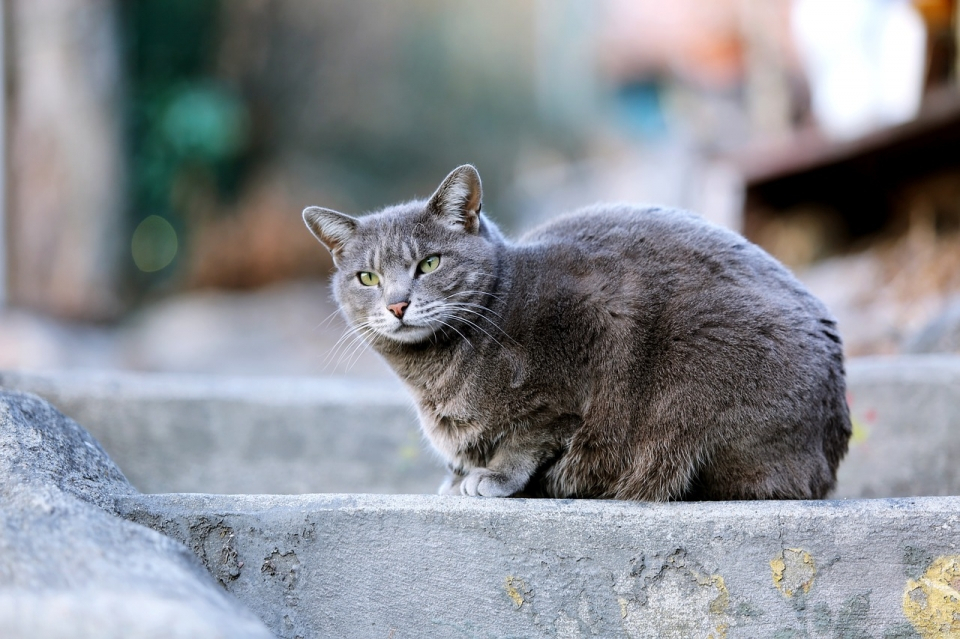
303 165 851 501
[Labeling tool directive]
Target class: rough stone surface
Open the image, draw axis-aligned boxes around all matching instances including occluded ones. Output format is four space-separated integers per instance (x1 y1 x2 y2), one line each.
118 492 960 639
0 389 274 639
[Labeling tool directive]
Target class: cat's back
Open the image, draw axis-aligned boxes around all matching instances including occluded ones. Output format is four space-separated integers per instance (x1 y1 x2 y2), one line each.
513 203 841 375
516 204 818 311
521 204 770 273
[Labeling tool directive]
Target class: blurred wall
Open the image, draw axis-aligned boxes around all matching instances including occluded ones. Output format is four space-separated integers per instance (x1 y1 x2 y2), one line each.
6 0 580 319
8 0 126 321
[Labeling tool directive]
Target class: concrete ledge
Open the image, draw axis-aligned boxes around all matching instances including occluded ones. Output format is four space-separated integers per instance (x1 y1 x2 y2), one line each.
0 370 434 494
2 358 959 637
0 389 274 638
118 492 960 638
2 355 959 498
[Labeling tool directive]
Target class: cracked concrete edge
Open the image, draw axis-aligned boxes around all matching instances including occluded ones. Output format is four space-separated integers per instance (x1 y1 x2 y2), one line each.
117 492 960 639
0 389 275 639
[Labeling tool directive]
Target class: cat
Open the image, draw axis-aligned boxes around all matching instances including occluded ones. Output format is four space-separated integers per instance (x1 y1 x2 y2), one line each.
303 165 851 501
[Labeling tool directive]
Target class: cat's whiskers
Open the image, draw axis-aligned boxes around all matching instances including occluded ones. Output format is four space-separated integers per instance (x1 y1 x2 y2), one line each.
335 325 376 369
325 319 377 370
432 314 474 349
443 289 505 304
439 292 505 318
437 304 510 349
441 303 515 344
313 307 345 332
443 300 505 320
324 325 364 366
342 324 378 371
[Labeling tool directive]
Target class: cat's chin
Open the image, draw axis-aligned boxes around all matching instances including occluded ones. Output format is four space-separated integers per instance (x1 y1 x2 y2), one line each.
380 324 436 345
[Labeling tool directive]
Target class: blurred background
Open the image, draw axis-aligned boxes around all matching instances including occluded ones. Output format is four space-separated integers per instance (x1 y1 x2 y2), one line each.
1 0 959 377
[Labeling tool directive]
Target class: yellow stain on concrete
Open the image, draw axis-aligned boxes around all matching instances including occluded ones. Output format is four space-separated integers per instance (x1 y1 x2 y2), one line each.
903 554 960 637
708 623 729 639
770 548 816 597
708 574 730 616
707 574 730 639
617 597 629 619
693 571 730 639
504 576 526 609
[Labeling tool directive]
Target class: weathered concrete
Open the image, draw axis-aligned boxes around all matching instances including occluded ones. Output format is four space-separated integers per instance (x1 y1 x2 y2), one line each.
117 491 960 639
2 355 959 497
0 389 274 638
2 358 960 637
0 370 433 494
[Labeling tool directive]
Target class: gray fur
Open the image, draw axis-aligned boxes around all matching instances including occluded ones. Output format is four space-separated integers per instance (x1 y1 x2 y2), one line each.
302 165 851 501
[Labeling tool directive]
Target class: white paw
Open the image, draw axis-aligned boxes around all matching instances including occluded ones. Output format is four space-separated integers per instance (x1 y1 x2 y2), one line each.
438 475 463 496
460 469 514 497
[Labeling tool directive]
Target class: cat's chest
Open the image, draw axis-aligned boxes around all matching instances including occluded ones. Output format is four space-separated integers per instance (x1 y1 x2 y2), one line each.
406 354 514 456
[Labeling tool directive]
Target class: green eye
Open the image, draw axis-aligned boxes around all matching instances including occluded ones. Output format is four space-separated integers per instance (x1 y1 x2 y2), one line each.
358 271 379 286
418 255 440 274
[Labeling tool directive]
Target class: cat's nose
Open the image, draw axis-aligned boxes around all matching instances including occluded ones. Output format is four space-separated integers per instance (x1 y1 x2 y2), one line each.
387 301 409 319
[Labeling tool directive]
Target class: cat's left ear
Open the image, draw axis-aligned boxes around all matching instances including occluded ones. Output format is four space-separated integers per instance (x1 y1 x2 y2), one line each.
428 164 482 234
302 206 358 263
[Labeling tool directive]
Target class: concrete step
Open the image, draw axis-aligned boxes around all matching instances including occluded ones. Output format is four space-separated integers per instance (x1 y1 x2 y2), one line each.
2 355 960 498
0 371 437 495
2 356 959 637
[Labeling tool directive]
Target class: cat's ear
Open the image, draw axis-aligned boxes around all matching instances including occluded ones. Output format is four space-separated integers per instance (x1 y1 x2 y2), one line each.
302 206 358 261
428 164 482 234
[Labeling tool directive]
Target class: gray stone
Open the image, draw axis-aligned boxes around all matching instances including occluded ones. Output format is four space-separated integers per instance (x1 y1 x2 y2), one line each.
0 389 274 638
3 357 960 638
118 491 960 639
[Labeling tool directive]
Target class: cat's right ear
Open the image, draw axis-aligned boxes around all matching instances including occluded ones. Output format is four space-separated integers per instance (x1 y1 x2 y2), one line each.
302 206 358 262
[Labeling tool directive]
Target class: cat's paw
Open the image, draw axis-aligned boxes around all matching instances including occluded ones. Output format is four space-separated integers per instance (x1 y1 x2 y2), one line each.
460 469 515 497
438 474 463 496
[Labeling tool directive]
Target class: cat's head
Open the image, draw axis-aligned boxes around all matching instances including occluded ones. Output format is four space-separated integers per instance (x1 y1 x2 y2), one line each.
303 165 502 345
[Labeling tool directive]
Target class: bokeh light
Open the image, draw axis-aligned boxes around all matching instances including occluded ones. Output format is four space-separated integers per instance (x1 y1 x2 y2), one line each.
131 215 178 273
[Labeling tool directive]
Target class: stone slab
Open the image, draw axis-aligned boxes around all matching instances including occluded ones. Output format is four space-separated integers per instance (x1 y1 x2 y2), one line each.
118 491 960 639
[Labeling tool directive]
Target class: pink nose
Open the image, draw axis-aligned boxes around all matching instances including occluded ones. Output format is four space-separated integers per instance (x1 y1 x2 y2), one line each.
387 301 409 319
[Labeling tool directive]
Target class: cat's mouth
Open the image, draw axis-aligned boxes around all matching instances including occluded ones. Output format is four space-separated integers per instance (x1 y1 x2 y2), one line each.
381 319 435 344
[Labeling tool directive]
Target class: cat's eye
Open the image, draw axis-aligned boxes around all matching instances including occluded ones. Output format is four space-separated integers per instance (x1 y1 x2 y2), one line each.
358 271 380 286
418 255 440 274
